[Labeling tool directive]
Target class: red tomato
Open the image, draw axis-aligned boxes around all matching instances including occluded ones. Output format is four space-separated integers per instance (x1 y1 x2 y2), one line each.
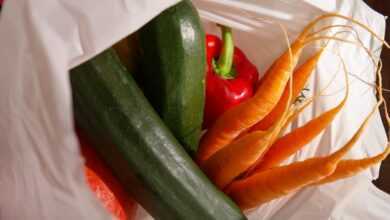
77 129 137 220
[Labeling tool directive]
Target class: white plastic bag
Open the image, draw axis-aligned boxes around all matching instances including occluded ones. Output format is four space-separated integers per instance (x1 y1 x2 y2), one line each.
0 0 388 219
195 1 389 219
0 0 180 219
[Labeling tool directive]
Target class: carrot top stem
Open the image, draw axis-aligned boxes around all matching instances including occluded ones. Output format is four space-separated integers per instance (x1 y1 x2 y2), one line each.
328 58 382 164
301 13 389 48
306 24 354 39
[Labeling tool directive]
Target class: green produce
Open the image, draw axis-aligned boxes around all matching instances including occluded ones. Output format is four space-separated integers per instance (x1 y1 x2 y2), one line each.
70 48 245 220
138 0 206 155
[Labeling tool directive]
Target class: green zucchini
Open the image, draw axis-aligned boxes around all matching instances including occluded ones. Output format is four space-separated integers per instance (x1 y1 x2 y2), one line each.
138 0 205 155
70 48 245 220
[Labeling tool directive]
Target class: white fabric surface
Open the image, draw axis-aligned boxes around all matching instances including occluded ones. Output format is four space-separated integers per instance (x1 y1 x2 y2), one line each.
0 0 388 219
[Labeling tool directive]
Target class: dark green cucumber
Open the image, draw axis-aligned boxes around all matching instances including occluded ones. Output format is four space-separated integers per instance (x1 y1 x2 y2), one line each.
70 49 245 220
138 0 205 155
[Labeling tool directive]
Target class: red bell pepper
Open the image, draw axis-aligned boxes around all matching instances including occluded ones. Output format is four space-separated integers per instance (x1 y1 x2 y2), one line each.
203 26 259 128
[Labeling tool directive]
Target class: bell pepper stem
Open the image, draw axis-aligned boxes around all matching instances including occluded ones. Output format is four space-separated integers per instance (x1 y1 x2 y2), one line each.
215 25 235 78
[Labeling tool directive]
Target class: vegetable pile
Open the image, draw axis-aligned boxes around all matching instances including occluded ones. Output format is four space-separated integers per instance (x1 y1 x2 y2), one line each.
197 13 390 210
69 0 390 219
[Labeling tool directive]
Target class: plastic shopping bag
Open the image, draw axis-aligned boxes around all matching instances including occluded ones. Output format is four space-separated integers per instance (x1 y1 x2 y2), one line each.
0 0 388 219
0 0 179 219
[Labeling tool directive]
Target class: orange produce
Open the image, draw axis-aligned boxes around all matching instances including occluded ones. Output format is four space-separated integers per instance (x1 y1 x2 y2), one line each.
77 129 137 220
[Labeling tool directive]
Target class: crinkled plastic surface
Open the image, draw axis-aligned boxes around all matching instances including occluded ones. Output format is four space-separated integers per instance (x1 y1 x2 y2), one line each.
0 0 179 219
0 0 388 219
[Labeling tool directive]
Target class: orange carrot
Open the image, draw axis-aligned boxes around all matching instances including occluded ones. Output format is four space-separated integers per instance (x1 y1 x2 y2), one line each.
226 69 382 210
196 33 304 165
279 71 336 136
305 29 388 186
226 156 337 210
250 48 324 131
239 49 343 177
226 116 374 210
201 63 299 189
267 30 350 136
195 13 361 165
220 13 388 211
313 144 390 186
201 59 310 188
202 130 269 189
252 75 348 172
